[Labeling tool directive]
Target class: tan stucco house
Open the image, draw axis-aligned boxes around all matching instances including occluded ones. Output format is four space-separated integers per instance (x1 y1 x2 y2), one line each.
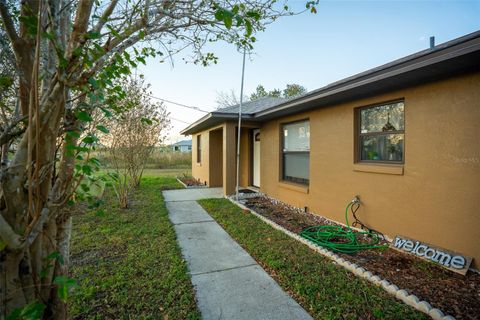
181 31 480 268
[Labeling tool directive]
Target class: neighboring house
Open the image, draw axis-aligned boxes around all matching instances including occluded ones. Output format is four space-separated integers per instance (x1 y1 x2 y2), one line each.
171 139 192 152
181 31 480 268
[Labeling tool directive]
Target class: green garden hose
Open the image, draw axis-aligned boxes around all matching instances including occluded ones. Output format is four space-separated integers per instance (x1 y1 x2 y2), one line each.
299 201 387 254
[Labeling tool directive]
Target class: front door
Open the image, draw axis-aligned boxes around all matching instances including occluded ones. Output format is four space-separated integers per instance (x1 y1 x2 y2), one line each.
253 129 261 187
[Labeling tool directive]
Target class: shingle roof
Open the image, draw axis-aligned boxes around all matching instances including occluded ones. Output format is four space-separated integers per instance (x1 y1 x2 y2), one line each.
216 96 285 114
171 139 192 146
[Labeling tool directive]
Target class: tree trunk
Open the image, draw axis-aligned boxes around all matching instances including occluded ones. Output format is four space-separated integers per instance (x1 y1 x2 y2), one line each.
1 143 8 166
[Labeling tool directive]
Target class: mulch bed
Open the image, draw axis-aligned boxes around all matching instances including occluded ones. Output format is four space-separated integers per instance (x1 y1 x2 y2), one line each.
244 196 480 320
178 176 204 187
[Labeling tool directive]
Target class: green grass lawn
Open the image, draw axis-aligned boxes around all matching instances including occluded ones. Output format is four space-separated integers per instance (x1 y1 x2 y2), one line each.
70 172 200 319
199 198 428 320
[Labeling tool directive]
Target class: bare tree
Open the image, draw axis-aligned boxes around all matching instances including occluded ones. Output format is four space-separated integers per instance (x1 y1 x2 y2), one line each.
0 0 317 317
215 88 251 109
107 76 170 208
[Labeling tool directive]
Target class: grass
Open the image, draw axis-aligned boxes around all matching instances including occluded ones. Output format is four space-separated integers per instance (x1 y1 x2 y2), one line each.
95 149 192 170
69 171 200 319
198 198 428 320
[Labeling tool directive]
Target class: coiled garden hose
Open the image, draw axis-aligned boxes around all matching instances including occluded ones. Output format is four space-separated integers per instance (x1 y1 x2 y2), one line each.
299 200 388 254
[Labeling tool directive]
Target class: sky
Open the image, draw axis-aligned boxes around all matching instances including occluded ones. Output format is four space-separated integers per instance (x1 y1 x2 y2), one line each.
137 0 480 144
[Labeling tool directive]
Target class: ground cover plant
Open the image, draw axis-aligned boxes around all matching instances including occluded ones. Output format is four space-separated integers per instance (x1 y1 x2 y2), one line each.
199 198 428 320
244 196 480 320
69 172 200 319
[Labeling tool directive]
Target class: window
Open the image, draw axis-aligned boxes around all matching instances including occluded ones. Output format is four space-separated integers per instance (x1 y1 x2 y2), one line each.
357 101 404 163
282 120 310 185
196 135 201 163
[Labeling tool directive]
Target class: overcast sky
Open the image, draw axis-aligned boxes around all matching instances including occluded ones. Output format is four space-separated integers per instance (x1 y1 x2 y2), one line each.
137 0 480 144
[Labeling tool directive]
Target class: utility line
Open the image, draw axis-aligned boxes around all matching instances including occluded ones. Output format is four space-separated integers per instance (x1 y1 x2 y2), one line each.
170 116 190 125
149 95 210 113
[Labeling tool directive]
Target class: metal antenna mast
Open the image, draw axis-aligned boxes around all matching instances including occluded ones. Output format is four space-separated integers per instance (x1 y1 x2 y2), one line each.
235 49 247 201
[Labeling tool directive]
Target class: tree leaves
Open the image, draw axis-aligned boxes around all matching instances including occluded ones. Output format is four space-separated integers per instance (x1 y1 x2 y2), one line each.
96 125 109 134
6 302 45 320
53 276 77 303
75 111 93 122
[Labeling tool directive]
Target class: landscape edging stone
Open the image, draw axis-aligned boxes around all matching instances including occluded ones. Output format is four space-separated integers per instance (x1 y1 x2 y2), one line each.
226 197 456 320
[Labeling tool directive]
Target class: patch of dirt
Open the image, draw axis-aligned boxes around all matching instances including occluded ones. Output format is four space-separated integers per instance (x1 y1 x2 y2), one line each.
178 176 204 187
244 196 480 320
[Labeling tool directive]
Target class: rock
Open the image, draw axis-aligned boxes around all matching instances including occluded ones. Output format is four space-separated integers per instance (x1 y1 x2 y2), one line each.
442 316 456 320
395 289 409 300
416 301 432 313
428 308 444 320
380 280 390 289
354 267 366 276
405 295 420 308
386 284 399 295
370 275 382 284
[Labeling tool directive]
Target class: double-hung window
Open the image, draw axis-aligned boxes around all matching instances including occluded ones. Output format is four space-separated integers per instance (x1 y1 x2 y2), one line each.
282 120 310 185
357 101 404 163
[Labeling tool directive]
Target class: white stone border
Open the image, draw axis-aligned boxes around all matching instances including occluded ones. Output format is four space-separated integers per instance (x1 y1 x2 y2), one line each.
227 198 455 320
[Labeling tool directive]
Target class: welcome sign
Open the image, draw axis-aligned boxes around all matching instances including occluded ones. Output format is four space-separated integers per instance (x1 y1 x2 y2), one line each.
391 235 472 275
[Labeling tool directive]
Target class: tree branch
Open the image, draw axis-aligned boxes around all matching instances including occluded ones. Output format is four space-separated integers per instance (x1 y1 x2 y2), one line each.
0 213 22 250
91 0 119 34
0 116 27 145
0 0 19 44
65 0 94 58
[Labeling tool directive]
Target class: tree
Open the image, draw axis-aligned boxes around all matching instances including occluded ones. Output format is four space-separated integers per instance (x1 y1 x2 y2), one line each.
215 89 248 109
249 83 307 101
283 83 307 98
0 20 19 166
0 0 318 318
107 77 170 208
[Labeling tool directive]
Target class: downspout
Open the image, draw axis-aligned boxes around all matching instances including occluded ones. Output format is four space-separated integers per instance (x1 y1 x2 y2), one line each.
235 50 246 201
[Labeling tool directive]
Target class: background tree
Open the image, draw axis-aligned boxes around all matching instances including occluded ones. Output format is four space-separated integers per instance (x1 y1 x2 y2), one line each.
283 83 307 98
0 0 318 318
215 89 248 109
216 83 308 108
249 83 306 101
107 76 170 208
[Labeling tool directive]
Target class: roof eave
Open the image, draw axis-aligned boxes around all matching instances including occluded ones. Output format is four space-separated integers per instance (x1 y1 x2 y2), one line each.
180 112 254 135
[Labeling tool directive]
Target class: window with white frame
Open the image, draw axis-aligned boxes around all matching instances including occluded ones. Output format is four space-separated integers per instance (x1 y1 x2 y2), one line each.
282 120 310 185
357 101 404 163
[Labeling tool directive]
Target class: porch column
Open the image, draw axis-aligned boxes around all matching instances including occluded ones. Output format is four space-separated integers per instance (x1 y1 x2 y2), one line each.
223 122 236 195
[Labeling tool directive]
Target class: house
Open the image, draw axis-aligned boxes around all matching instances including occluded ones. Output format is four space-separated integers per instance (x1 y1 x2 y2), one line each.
171 139 192 152
181 31 480 268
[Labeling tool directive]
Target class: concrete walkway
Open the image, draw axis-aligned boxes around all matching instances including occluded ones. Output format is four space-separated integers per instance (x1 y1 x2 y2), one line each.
163 188 312 320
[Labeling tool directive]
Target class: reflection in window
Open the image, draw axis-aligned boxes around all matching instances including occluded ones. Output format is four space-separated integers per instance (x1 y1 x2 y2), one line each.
358 102 404 162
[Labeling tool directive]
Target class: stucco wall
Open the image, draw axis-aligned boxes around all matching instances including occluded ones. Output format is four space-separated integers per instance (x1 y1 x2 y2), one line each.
209 129 223 187
192 132 209 185
260 72 480 267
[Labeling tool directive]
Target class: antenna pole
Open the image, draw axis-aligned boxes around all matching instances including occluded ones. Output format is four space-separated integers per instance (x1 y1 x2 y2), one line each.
235 50 246 201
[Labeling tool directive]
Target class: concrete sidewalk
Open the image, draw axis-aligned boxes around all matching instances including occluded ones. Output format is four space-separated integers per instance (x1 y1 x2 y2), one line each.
163 188 312 320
